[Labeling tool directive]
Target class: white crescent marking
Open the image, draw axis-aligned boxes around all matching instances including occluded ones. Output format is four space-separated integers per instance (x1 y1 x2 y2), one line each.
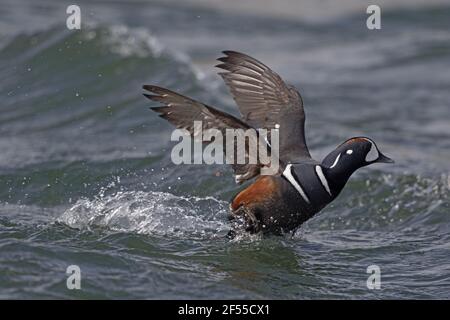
330 153 341 169
315 165 332 196
282 164 310 204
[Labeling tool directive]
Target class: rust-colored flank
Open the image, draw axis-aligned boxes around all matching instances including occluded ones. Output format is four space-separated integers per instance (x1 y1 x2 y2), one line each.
231 176 277 211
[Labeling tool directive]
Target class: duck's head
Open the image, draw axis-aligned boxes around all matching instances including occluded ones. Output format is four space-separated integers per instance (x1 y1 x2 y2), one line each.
321 137 393 195
323 137 394 169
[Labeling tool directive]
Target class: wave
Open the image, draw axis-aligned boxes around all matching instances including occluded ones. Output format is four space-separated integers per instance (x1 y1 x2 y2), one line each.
0 24 204 134
0 24 211 172
302 172 450 236
57 173 450 242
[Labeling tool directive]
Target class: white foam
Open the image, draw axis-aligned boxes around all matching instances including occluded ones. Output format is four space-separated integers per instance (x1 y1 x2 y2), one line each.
100 25 164 58
58 191 230 238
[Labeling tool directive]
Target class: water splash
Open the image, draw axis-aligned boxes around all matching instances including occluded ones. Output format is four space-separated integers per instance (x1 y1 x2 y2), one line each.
58 191 230 239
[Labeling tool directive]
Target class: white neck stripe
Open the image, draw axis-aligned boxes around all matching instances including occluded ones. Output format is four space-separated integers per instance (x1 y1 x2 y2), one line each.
330 153 341 169
315 165 332 196
282 164 310 204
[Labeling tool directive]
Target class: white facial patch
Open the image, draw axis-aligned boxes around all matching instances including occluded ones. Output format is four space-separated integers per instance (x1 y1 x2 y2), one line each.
365 141 379 162
346 149 353 155
329 153 341 169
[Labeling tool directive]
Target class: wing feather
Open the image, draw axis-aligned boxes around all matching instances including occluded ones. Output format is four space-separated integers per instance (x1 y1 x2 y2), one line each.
143 85 279 183
216 51 311 161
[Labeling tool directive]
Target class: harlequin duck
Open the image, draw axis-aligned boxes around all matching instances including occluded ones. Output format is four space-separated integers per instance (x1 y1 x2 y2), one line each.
143 51 394 235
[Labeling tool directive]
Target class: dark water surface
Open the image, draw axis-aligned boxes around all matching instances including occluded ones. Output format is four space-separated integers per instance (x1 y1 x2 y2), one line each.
0 0 449 299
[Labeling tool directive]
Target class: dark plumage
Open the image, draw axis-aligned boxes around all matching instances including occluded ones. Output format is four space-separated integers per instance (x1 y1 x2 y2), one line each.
143 51 393 235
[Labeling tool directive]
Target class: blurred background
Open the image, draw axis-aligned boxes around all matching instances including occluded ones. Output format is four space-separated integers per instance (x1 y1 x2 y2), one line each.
0 0 449 299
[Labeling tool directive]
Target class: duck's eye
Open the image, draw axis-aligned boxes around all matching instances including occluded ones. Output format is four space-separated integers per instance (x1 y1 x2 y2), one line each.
346 149 353 155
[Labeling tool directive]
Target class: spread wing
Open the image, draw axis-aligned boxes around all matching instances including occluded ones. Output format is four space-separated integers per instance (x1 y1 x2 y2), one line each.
216 51 311 162
143 85 279 184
